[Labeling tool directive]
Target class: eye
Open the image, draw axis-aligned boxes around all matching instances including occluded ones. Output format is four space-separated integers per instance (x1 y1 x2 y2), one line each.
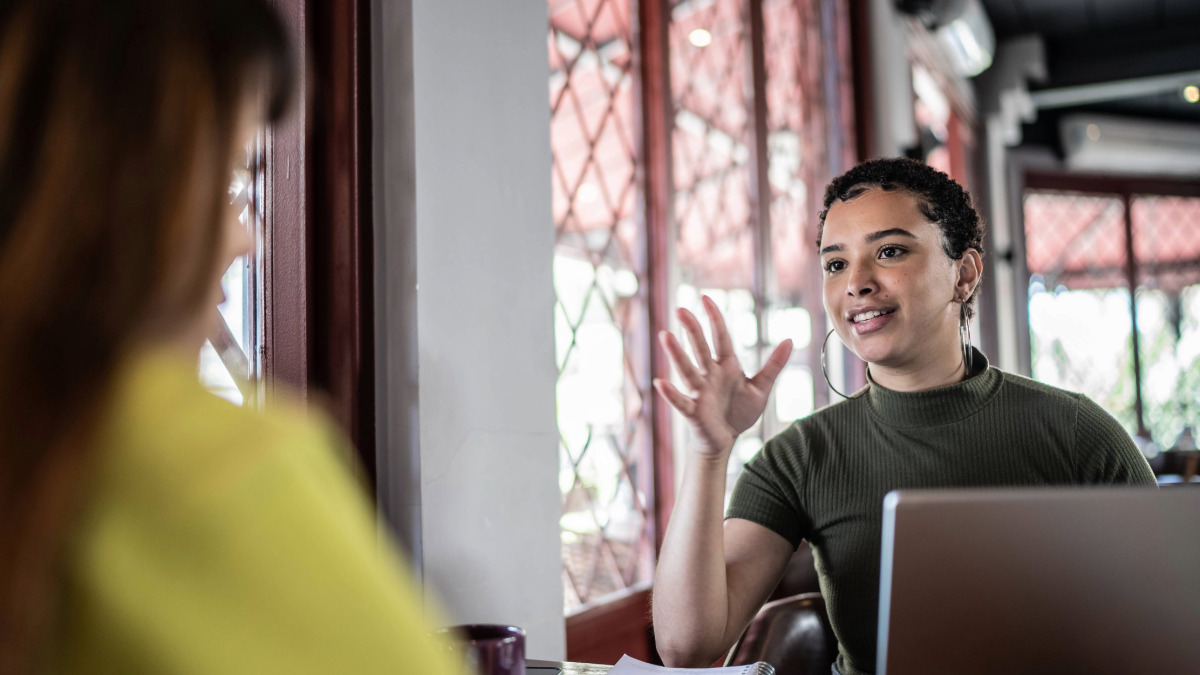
823 259 846 274
879 245 906 259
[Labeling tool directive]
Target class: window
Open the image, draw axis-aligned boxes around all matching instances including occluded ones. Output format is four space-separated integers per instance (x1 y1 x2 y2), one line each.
201 135 265 407
196 0 375 469
1024 179 1200 452
912 63 950 174
669 0 843 503
1130 195 1200 447
548 0 855 630
550 0 654 614
670 0 770 497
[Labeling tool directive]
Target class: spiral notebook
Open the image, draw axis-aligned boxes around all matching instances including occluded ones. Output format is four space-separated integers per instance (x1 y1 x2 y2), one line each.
609 655 775 674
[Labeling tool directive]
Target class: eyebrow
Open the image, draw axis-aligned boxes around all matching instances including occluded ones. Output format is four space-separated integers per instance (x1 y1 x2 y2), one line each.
866 228 917 243
819 228 918 256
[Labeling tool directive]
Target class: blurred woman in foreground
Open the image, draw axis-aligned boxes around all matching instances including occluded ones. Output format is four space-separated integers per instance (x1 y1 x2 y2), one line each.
0 1 462 672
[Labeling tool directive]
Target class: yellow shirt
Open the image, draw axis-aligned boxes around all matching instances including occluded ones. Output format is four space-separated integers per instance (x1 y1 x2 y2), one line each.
53 351 465 674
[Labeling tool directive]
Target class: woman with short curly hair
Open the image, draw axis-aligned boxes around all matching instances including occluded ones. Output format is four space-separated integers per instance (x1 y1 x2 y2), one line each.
651 158 1154 675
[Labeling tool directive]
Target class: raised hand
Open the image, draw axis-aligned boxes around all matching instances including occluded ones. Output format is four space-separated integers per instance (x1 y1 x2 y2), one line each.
653 296 793 460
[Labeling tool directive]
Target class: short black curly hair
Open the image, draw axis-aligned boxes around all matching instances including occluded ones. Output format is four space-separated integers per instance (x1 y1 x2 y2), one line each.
817 157 985 316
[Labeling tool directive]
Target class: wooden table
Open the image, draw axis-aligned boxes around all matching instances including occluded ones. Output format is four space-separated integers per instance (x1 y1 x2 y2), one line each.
527 659 612 674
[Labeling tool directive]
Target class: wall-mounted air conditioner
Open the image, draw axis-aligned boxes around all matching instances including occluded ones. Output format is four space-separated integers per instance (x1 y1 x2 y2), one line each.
1061 113 1200 177
897 0 995 77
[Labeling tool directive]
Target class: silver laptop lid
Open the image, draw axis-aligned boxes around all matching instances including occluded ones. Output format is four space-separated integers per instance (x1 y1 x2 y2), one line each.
877 487 1200 675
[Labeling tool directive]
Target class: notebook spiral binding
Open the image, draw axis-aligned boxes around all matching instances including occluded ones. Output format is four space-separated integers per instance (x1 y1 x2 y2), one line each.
741 663 774 675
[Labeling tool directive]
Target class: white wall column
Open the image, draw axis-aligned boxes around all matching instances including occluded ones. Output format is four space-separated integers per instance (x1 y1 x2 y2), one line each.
372 0 565 659
867 0 918 158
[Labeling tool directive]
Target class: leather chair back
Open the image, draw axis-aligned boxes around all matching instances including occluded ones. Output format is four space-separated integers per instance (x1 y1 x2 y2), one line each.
725 592 837 675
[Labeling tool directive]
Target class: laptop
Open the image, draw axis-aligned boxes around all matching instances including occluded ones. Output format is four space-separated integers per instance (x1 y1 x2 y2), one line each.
876 487 1200 674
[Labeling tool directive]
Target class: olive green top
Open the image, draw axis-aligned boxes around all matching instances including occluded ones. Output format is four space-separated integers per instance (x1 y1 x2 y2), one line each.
727 350 1156 675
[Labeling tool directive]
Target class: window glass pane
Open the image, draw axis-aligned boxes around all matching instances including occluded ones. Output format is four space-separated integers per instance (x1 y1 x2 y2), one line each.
763 0 810 299
199 136 263 407
670 0 819 501
1025 190 1137 434
1132 195 1200 449
761 0 817 427
199 340 242 405
1027 189 1200 451
550 0 834 613
671 0 755 293
670 0 762 505
549 0 655 614
912 63 951 174
1028 285 1139 432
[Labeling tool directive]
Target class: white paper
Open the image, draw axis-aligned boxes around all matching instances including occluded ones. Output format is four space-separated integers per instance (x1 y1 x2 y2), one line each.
608 655 773 675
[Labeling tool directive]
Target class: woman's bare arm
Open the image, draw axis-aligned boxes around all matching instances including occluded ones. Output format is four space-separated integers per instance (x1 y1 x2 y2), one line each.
648 296 793 666
654 510 794 666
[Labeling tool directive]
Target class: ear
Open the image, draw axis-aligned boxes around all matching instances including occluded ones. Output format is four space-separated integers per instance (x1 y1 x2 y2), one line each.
955 249 983 302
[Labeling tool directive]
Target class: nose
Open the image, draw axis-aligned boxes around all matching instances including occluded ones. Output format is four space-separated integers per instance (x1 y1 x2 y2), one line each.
845 263 877 297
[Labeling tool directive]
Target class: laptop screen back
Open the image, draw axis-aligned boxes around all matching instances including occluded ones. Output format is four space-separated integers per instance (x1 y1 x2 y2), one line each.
876 488 1200 674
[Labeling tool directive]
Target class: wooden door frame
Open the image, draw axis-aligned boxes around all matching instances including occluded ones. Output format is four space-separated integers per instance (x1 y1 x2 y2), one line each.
264 0 376 480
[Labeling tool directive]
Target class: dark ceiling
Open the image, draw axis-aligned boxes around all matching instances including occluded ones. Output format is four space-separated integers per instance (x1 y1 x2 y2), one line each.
977 0 1200 148
982 0 1200 38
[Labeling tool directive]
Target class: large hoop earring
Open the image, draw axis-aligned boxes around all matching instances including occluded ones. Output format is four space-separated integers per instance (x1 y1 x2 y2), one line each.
821 329 866 400
960 303 974 375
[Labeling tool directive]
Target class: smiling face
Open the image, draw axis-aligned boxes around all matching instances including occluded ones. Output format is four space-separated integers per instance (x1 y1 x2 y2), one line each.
819 187 975 374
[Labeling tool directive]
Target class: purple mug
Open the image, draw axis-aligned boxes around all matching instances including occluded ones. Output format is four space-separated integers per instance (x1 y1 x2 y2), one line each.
439 624 526 675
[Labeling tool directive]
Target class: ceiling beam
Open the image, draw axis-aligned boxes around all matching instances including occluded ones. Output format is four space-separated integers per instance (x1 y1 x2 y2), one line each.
1029 70 1200 110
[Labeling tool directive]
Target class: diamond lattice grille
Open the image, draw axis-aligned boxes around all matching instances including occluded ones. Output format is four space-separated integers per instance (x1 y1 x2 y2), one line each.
549 0 655 614
668 0 827 500
763 0 810 297
1131 195 1200 448
671 0 754 292
761 0 818 438
1025 190 1139 434
669 0 765 502
1026 189 1200 447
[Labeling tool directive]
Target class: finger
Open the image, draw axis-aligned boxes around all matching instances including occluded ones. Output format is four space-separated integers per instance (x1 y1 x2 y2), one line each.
702 295 736 360
654 378 696 417
678 307 714 369
660 331 705 390
749 339 793 392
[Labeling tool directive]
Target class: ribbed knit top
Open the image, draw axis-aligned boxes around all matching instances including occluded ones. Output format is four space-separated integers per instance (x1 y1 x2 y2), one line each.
726 350 1156 675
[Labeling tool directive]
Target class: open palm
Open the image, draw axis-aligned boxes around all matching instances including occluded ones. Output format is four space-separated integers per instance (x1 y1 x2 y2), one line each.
654 296 793 459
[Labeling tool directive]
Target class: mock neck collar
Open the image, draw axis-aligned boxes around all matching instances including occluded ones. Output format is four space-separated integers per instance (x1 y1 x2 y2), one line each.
862 348 1001 428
